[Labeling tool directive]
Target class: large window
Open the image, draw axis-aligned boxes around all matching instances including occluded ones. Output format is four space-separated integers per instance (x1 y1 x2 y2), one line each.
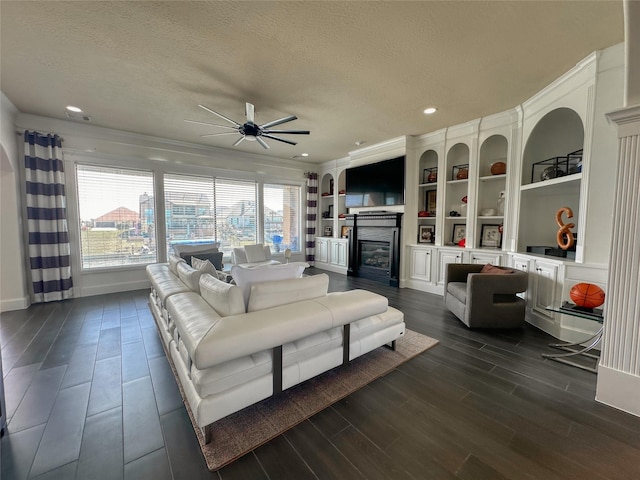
164 174 258 257
76 165 156 268
264 183 301 252
164 174 215 254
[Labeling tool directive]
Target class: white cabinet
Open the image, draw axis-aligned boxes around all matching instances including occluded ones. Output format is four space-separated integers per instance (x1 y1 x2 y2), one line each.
410 246 434 283
511 255 530 300
468 250 504 265
315 237 329 264
531 259 560 321
437 248 464 285
314 237 348 273
330 239 348 267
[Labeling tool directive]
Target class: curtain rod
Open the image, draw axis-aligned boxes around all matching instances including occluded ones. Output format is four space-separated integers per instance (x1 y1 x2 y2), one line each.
16 130 64 141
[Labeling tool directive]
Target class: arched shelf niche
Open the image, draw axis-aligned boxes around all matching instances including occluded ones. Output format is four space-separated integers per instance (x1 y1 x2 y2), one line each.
518 107 584 253
477 135 508 248
417 149 439 242
522 108 584 186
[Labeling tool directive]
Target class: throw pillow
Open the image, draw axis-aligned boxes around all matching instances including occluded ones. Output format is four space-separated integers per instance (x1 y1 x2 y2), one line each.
192 256 228 282
480 264 514 274
180 251 224 270
191 256 217 274
231 262 308 307
244 244 268 263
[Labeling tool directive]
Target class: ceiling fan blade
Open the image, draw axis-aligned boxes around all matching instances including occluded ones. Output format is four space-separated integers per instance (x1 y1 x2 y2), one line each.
184 119 238 131
256 136 270 149
245 103 255 124
260 115 297 129
232 136 245 147
262 129 310 135
262 134 298 146
198 104 240 126
200 132 240 138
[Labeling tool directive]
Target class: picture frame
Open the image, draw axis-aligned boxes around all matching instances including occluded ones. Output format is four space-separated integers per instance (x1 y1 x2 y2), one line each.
328 204 334 218
480 224 502 248
425 190 437 214
418 225 435 244
324 226 332 237
452 224 466 244
340 225 350 238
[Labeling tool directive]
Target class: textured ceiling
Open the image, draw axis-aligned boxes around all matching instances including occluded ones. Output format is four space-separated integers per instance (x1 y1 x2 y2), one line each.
0 1 624 164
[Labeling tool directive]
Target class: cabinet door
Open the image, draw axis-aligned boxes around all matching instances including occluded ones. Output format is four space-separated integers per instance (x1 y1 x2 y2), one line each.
330 240 348 267
411 247 433 283
315 238 329 263
469 251 503 265
532 260 559 320
437 249 463 285
511 257 530 300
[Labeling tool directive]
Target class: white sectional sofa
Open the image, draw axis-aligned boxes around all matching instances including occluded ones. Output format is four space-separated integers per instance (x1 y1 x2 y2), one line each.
146 256 405 443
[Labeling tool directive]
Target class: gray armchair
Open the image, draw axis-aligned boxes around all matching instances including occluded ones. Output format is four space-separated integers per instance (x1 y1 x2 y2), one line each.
444 263 528 329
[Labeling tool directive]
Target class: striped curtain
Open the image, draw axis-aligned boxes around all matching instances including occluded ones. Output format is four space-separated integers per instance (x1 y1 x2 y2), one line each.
305 172 318 264
24 131 73 302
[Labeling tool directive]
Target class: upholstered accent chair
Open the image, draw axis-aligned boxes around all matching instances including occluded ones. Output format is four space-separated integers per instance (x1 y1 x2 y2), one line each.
444 263 528 329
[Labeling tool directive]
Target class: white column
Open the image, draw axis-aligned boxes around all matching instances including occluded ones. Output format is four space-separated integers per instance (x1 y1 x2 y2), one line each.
596 0 640 418
598 107 640 415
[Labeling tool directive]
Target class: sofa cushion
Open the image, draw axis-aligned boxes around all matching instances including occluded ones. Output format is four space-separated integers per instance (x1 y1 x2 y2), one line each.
167 292 222 361
168 254 186 275
447 281 467 303
231 262 308 307
244 244 268 263
232 247 248 265
177 262 203 293
247 274 329 312
180 251 224 270
172 243 219 257
480 264 514 274
199 274 245 317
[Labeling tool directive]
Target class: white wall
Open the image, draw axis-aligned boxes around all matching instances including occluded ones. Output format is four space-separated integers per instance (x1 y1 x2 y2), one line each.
0 93 29 311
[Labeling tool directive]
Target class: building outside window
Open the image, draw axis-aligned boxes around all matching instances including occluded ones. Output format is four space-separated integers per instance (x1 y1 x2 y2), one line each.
263 183 301 252
76 164 156 268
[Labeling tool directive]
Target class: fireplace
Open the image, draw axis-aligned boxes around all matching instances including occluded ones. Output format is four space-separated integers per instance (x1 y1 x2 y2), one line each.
345 212 402 287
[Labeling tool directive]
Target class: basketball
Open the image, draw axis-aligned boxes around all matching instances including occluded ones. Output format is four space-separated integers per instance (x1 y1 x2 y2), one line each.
569 283 605 309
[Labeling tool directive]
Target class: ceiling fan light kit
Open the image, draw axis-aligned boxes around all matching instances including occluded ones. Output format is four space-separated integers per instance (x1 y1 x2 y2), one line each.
186 102 310 149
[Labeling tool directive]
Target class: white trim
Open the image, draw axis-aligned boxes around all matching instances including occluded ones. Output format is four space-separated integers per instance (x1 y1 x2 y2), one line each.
0 296 30 312
596 365 640 417
77 279 152 298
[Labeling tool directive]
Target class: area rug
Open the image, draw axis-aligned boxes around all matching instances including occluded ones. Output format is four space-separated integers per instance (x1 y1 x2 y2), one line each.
167 329 438 471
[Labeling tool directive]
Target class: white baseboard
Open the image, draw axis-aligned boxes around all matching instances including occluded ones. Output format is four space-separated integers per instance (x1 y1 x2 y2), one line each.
77 279 151 298
402 279 444 296
0 296 30 312
313 263 348 275
596 365 640 417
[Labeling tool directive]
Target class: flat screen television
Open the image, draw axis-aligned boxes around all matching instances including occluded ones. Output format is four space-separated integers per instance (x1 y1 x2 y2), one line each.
345 156 405 208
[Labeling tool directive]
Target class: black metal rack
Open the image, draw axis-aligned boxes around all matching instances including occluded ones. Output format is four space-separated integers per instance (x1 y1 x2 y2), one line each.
531 149 583 183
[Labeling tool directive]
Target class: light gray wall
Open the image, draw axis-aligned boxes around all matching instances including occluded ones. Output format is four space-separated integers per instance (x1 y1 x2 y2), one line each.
0 93 28 311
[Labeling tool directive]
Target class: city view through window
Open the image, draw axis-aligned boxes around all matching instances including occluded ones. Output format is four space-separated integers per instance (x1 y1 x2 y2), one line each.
76 166 301 269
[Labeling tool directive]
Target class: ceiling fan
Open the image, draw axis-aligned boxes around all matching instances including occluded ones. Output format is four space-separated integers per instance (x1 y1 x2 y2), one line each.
185 102 310 149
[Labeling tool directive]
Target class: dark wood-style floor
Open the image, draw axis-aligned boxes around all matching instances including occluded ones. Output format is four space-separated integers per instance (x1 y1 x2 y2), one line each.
2 268 640 479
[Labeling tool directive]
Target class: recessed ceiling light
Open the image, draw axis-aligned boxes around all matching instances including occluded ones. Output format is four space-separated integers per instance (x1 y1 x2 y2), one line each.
66 105 83 113
423 107 438 115
301 153 309 157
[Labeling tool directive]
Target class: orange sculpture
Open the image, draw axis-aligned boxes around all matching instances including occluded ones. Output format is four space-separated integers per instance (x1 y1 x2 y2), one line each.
555 207 575 250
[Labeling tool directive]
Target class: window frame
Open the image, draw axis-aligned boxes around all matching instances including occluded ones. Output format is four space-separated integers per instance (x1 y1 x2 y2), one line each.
74 162 157 272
